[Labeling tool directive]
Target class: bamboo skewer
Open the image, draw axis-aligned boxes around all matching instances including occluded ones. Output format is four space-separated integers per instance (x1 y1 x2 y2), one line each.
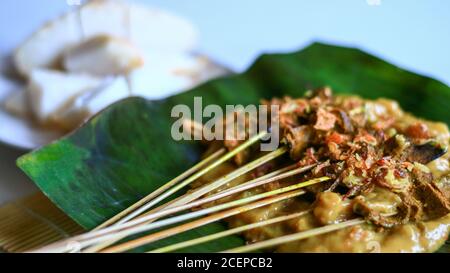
83 164 320 243
32 177 328 253
113 131 270 225
95 148 226 229
63 129 272 251
28 118 341 254
91 178 326 252
95 119 209 229
87 144 287 252
221 218 365 253
88 198 396 254
125 163 299 223
88 178 327 251
149 210 312 253
81 195 186 253
90 176 327 242
82 162 308 252
167 164 316 216
211 163 316 201
101 190 307 253
163 147 287 210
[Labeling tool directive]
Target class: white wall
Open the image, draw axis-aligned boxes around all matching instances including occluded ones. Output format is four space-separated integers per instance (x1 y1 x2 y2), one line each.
1 0 449 84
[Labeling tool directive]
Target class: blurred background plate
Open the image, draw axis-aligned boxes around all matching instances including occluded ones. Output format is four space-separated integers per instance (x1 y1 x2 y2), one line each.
0 109 62 151
0 57 230 151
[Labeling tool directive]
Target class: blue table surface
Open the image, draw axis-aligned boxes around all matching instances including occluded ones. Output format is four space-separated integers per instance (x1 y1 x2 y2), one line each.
0 0 449 85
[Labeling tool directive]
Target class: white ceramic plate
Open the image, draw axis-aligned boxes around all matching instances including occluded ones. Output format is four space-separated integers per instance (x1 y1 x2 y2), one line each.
0 74 63 150
0 58 230 151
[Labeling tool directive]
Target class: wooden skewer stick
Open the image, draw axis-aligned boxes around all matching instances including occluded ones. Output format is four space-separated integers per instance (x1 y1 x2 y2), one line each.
32 129 282 252
129 163 299 222
163 147 287 210
40 143 286 250
97 120 264 229
81 178 327 252
210 163 316 202
30 186 187 253
149 210 312 253
94 148 226 230
101 190 307 253
221 218 365 253
82 163 305 252
93 178 327 253
33 177 328 253
80 163 318 243
114 131 270 225
81 126 273 249
81 195 185 253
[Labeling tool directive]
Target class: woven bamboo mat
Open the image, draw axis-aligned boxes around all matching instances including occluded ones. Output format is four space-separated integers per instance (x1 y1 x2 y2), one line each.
0 193 84 253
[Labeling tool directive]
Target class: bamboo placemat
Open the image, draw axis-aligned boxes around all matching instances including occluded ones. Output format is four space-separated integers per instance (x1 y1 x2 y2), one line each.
0 192 84 253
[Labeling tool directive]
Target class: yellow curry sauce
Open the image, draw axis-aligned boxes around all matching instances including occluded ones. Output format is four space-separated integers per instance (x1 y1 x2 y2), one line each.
194 93 450 253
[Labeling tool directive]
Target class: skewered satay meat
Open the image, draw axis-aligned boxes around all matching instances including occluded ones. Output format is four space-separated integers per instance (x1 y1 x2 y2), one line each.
194 87 450 252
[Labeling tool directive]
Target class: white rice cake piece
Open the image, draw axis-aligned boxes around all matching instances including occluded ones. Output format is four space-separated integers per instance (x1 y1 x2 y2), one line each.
27 69 102 123
13 11 81 77
3 89 29 117
129 53 226 99
14 0 198 77
63 35 144 76
52 76 130 130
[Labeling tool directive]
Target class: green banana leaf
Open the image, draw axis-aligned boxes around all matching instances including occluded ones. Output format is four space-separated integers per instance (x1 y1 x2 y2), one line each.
17 42 450 252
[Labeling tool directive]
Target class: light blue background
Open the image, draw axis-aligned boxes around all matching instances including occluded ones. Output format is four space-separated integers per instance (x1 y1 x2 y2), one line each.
0 0 449 204
1 0 449 85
